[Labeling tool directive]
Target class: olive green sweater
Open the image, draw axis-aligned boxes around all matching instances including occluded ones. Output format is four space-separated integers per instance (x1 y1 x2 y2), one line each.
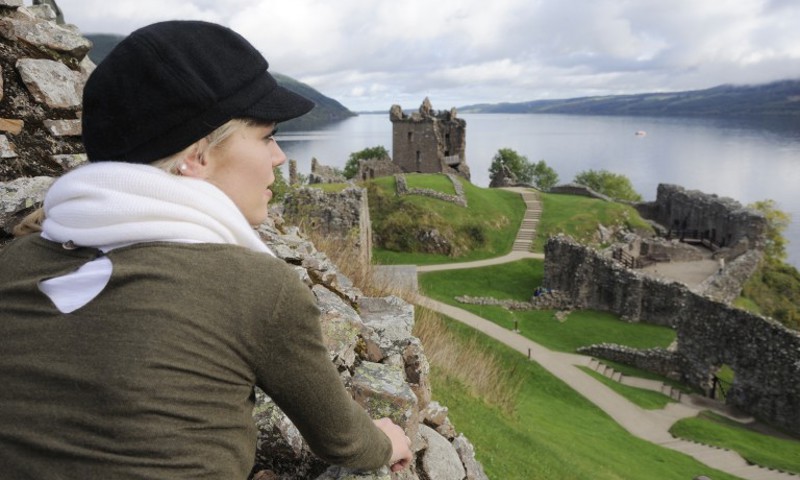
0 235 391 479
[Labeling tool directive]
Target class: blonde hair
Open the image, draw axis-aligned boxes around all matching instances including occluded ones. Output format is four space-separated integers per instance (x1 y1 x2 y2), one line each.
13 118 264 237
150 118 258 173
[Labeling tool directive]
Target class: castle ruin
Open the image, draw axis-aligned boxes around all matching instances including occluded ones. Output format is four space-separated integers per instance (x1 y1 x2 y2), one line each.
389 98 470 181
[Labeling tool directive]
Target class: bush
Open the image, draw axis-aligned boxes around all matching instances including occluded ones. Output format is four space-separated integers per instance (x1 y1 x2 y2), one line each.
573 169 643 202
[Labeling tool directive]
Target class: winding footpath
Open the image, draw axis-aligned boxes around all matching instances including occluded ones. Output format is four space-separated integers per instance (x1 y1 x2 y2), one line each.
414 187 796 480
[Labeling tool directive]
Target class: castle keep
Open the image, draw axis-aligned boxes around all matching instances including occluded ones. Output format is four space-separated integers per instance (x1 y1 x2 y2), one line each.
389 98 470 180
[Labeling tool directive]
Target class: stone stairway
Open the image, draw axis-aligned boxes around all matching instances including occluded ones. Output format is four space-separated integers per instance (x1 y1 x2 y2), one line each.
587 358 684 402
511 190 541 252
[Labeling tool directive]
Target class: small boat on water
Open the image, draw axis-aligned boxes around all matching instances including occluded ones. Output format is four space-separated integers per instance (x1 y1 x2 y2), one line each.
635 130 647 136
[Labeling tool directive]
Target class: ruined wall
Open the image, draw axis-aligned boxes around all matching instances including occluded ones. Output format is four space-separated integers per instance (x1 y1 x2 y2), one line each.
544 235 690 326
389 98 470 180
675 295 800 434
635 184 767 250
549 183 613 202
309 157 346 184
357 158 401 181
545 235 800 434
576 344 683 381
395 173 468 207
0 5 487 477
282 186 372 265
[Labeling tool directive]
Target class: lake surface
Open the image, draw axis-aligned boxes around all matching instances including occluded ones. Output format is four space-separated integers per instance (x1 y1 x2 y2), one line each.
277 113 800 268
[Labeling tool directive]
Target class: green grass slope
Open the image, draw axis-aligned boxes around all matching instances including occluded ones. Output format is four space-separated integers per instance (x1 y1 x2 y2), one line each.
368 175 526 265
424 313 742 480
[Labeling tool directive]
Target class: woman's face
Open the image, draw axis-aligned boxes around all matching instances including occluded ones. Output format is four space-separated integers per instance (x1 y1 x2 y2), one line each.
203 123 285 226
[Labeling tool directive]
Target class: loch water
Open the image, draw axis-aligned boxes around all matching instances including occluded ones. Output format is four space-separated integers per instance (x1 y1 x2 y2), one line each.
278 113 800 268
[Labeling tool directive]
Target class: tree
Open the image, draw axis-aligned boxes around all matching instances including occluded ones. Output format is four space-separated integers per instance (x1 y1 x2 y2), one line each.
531 160 559 191
343 146 390 179
573 169 642 202
748 199 791 263
271 166 289 201
489 148 534 184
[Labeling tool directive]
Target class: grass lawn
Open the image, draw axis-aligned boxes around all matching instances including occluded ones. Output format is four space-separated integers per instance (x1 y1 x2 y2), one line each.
404 173 456 194
425 314 741 480
306 182 350 193
417 258 544 300
419 260 676 353
670 411 800 474
369 176 526 265
533 192 654 252
579 367 675 410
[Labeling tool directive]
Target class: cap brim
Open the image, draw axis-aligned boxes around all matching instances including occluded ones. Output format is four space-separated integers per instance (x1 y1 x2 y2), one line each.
242 81 315 123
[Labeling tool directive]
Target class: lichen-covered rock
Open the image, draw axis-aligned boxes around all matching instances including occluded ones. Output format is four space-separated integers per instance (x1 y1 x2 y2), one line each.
252 389 327 479
313 284 363 371
451 435 488 480
350 362 418 432
358 296 414 362
16 58 83 109
0 134 16 158
0 176 53 233
50 153 85 170
0 15 91 59
434 417 457 441
402 338 431 408
43 118 80 136
421 401 448 428
418 425 466 480
313 465 391 480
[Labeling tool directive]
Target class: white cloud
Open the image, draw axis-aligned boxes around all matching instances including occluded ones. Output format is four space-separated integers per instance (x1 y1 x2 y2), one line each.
55 0 800 111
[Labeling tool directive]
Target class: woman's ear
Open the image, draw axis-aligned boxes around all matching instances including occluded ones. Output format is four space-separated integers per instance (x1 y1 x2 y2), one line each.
177 139 210 178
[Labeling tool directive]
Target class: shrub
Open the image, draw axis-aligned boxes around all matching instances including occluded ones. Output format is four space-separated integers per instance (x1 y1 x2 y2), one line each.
344 146 390 179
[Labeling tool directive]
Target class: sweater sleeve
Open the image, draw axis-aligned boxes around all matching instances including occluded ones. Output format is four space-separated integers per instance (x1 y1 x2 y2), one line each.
250 266 393 470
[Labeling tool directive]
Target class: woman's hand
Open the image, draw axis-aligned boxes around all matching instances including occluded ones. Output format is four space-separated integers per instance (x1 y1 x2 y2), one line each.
373 418 413 472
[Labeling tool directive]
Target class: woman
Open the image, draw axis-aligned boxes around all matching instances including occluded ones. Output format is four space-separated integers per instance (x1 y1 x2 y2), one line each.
0 20 412 478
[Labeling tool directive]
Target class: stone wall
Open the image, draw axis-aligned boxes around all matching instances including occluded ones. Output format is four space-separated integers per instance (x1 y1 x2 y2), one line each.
576 344 684 380
309 157 346 184
0 0 91 181
544 234 800 434
282 186 372 265
390 98 470 181
0 5 487 477
357 157 401 181
544 234 689 326
635 184 767 250
395 173 468 207
549 183 613 202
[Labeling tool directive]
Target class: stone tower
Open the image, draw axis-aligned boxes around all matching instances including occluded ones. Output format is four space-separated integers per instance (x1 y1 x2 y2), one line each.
389 98 470 181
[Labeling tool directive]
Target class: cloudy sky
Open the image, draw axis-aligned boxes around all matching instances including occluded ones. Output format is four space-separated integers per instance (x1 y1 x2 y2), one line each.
56 0 800 112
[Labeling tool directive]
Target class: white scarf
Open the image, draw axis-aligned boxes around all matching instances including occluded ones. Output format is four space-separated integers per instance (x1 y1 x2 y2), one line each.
42 162 274 256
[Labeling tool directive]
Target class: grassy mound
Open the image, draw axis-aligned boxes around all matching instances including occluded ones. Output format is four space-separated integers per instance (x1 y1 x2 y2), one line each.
367 175 526 264
534 192 654 252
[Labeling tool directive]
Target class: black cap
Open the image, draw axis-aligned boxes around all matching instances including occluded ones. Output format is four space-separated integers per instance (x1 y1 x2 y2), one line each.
82 20 315 163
